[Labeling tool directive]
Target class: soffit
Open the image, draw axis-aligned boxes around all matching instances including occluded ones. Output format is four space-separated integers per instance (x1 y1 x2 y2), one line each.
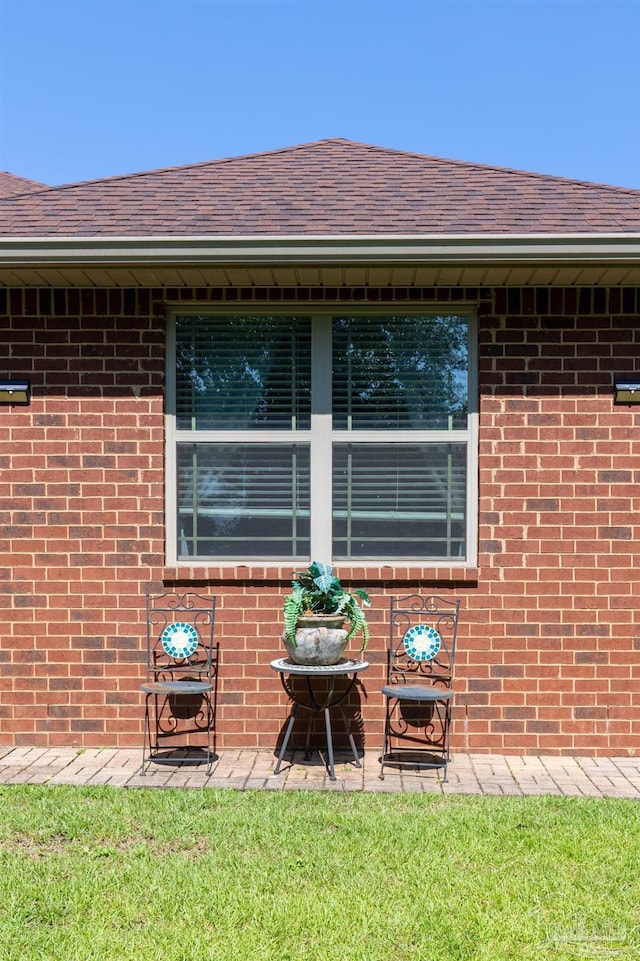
1 263 639 289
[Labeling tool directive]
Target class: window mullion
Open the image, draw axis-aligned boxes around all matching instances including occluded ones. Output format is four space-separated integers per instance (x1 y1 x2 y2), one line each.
310 315 332 559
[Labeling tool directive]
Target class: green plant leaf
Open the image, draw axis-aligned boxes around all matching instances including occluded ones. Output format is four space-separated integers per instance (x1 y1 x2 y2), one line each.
313 572 338 593
353 588 371 607
283 593 304 645
283 562 371 650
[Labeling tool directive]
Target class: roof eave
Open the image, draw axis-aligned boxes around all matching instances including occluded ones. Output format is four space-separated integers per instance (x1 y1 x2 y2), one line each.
2 233 640 267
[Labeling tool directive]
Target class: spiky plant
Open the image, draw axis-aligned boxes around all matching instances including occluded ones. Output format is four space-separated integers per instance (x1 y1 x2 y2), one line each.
283 561 371 650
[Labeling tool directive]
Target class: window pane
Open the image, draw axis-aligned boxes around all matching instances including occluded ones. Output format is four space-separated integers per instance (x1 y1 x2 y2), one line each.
176 315 311 430
332 315 468 430
332 443 466 559
177 443 310 559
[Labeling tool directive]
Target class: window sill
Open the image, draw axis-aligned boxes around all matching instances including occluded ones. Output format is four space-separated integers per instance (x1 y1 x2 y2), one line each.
162 564 479 586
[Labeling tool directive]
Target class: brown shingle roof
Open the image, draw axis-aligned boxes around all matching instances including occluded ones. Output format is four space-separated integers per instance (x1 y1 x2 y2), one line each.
0 172 48 200
1 139 639 237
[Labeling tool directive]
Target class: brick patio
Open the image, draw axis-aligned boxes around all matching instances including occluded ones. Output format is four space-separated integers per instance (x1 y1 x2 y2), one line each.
1 746 639 799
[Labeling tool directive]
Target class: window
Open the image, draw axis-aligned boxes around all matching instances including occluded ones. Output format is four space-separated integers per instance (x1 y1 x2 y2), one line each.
167 311 476 564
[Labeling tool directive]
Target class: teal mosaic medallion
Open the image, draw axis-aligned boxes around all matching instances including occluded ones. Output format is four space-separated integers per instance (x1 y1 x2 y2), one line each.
161 621 199 659
403 624 441 661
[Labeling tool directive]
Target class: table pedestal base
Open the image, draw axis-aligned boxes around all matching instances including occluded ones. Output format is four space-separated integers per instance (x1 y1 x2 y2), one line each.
271 658 369 782
274 700 362 781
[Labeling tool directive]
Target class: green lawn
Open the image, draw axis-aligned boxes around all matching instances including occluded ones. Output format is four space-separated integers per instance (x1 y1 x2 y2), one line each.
0 785 638 960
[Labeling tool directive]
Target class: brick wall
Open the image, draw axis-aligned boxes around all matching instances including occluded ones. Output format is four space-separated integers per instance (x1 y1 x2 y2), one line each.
0 284 638 756
472 286 640 755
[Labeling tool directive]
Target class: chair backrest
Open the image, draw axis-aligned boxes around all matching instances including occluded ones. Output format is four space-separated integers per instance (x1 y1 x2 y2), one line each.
145 591 217 677
388 594 460 686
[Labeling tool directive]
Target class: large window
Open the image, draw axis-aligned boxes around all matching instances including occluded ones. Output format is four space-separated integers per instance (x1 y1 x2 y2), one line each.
167 311 476 564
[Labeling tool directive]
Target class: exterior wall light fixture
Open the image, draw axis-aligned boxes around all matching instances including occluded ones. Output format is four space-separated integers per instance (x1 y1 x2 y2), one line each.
0 379 31 405
614 377 640 405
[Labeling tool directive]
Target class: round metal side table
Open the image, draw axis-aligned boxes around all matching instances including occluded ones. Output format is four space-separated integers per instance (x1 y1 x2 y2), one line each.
270 657 369 781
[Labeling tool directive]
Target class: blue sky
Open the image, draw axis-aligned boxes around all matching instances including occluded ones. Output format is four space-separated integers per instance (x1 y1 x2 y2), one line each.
1 0 640 189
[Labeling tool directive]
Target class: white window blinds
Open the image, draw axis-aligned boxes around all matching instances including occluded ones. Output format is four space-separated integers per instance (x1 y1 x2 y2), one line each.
170 311 474 563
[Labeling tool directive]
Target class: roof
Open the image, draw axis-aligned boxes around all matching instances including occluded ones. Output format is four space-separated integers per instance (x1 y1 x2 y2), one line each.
0 172 48 200
1 138 640 238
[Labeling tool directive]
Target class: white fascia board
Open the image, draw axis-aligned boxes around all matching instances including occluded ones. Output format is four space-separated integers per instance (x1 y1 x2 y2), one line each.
2 233 640 265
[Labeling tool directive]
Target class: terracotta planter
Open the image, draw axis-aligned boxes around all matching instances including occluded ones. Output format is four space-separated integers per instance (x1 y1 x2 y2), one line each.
282 614 349 665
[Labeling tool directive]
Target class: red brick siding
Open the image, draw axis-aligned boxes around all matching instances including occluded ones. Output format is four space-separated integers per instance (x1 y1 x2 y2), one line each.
0 285 638 755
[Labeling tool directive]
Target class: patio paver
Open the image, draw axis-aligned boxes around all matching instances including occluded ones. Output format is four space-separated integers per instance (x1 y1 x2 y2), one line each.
0 748 639 798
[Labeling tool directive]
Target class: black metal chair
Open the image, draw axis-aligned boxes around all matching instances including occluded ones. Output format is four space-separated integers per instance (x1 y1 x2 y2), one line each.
140 591 218 775
380 594 460 781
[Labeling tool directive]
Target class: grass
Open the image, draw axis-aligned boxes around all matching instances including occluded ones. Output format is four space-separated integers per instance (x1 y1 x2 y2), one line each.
0 786 638 960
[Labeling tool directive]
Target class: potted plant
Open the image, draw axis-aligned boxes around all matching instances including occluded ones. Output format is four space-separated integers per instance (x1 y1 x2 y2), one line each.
282 561 371 665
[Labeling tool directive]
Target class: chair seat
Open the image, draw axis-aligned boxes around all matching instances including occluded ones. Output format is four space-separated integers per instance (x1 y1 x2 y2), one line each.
141 680 213 695
382 684 453 702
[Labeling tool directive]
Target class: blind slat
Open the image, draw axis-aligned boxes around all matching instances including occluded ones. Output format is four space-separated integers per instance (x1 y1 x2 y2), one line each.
176 315 311 430
333 315 468 430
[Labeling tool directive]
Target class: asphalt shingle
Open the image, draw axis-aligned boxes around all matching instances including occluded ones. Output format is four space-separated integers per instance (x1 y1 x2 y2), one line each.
0 171 48 200
1 138 639 237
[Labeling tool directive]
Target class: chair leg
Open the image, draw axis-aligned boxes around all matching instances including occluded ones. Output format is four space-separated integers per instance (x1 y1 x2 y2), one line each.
205 693 214 776
379 696 452 780
379 697 391 779
141 687 216 776
141 694 151 775
441 699 453 782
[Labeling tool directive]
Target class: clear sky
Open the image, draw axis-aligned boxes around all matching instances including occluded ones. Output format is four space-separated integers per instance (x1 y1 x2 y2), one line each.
1 0 639 189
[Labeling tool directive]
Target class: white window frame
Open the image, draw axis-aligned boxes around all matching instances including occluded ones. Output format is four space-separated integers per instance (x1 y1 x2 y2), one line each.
165 307 478 567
